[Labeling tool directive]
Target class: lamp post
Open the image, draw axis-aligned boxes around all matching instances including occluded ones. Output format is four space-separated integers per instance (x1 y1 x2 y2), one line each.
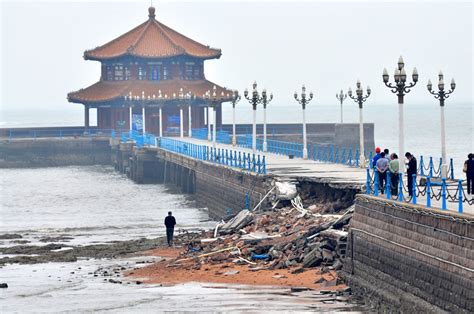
204 86 220 149
294 85 313 159
336 90 347 123
207 106 211 141
348 80 371 168
157 90 164 137
125 91 133 132
383 56 418 173
141 91 146 134
261 88 273 152
244 81 263 154
178 88 192 138
231 90 241 146
427 71 456 178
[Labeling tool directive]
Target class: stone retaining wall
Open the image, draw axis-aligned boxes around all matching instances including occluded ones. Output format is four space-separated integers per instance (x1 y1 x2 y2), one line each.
0 138 111 168
343 195 474 312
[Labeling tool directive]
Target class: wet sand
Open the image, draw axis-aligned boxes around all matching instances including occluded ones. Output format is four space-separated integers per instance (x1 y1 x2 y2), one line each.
129 247 346 291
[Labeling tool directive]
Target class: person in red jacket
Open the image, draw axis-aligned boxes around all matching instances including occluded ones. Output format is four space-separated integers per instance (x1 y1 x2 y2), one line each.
164 211 176 247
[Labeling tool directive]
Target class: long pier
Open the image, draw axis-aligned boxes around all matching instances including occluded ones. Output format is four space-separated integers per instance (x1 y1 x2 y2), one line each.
1 131 472 311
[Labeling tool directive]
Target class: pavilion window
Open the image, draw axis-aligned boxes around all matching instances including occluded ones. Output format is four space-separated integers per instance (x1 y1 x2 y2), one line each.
185 62 194 80
138 66 147 80
106 66 113 81
114 64 124 80
124 66 130 80
163 65 170 80
193 67 201 79
178 65 184 80
150 65 161 80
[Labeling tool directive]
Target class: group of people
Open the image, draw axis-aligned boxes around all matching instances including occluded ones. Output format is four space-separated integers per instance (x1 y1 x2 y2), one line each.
373 147 474 199
372 147 417 196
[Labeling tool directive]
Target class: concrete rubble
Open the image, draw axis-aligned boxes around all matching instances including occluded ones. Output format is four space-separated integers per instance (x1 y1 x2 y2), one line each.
166 197 354 281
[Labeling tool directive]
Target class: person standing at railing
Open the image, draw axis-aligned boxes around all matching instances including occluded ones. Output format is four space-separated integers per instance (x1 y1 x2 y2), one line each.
372 147 382 168
376 152 390 194
464 153 474 196
405 152 417 197
389 153 399 196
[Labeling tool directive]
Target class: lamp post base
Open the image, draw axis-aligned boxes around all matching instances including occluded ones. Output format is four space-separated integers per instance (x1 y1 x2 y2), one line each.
302 148 308 160
263 141 267 152
232 137 236 146
359 155 366 168
441 163 448 179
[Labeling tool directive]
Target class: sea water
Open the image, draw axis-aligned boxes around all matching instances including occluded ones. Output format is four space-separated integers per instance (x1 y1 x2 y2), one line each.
0 166 365 312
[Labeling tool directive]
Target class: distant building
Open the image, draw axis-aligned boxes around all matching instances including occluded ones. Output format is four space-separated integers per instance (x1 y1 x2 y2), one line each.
68 6 232 135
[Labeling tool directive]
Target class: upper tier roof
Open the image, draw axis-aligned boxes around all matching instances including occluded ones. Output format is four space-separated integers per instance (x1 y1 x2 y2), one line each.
84 6 221 61
67 79 233 104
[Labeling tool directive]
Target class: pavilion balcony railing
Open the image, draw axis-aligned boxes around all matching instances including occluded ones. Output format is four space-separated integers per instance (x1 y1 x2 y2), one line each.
365 167 473 213
5 128 114 140
159 137 266 175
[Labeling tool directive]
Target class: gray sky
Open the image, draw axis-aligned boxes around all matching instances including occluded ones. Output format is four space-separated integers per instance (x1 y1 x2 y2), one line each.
1 0 472 124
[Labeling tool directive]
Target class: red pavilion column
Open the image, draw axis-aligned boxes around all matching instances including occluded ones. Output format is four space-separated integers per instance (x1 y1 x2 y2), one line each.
84 105 90 129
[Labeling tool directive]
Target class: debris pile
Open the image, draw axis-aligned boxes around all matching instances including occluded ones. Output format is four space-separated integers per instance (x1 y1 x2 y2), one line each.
166 196 353 280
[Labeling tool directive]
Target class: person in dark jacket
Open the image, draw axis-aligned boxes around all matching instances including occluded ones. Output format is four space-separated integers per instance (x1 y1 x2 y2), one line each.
405 152 417 196
464 153 474 195
164 211 176 247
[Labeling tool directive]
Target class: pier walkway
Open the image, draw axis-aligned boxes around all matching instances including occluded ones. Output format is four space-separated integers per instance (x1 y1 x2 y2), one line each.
157 136 473 215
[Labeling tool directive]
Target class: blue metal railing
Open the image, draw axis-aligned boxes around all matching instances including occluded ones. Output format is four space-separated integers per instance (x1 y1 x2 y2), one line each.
159 137 266 175
365 167 472 213
192 128 231 144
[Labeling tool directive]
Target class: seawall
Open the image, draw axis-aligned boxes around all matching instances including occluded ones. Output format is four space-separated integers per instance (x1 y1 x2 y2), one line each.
0 138 111 168
343 195 473 312
111 142 271 219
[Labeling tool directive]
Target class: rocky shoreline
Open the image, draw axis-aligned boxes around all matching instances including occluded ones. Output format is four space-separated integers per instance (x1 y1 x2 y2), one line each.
0 236 169 266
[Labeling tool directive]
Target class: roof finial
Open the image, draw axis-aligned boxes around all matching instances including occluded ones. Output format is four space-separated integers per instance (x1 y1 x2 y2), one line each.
148 6 155 19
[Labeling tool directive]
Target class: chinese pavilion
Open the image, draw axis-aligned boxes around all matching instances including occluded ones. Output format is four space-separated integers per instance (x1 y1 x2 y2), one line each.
68 6 232 136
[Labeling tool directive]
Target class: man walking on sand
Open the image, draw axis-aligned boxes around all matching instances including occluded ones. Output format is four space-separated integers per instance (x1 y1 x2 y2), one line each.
164 211 176 247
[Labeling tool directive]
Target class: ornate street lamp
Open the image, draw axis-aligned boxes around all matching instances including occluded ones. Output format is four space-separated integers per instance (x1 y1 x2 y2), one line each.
336 89 347 123
244 81 264 154
427 71 456 178
294 85 313 159
204 86 221 149
230 90 241 146
348 80 371 168
382 56 418 172
261 88 273 152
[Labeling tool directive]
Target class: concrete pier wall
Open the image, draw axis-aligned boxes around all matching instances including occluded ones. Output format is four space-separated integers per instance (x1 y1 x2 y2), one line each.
343 195 473 312
112 142 270 219
0 138 111 168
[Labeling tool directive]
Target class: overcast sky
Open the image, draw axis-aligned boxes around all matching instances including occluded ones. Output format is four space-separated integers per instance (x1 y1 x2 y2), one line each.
1 0 472 123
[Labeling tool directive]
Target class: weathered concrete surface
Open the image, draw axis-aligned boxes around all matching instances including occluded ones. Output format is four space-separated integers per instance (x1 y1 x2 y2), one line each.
343 195 474 313
0 138 111 168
